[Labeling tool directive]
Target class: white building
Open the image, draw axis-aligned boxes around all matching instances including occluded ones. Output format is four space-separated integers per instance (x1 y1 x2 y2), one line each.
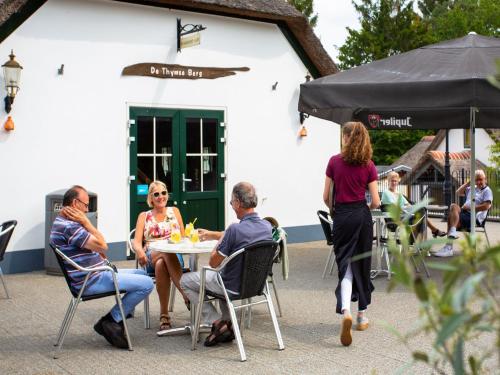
0 0 339 273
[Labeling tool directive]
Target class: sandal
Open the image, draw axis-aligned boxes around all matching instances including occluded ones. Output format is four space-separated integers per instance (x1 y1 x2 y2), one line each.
159 314 172 330
204 320 234 347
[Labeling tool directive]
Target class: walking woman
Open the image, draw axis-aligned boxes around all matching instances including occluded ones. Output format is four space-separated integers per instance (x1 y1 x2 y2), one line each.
323 121 380 347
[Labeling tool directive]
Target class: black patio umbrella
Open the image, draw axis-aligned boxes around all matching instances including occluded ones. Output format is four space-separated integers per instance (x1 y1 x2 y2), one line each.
299 32 500 234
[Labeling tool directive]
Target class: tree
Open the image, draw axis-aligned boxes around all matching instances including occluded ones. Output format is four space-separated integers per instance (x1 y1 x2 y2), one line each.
288 0 318 27
370 129 433 165
337 0 431 70
422 0 500 41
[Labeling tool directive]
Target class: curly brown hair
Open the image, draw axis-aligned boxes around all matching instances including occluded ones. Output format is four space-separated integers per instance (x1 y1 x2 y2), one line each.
341 121 373 165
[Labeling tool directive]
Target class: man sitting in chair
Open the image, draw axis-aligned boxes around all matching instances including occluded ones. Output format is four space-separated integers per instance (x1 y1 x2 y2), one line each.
434 170 493 257
50 185 153 348
180 182 272 347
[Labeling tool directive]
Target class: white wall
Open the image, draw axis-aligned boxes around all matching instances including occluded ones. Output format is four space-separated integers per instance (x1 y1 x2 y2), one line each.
435 129 495 166
0 0 339 253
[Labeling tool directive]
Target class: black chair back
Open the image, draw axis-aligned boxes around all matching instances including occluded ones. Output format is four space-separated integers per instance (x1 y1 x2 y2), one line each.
0 220 17 262
317 210 333 245
477 209 490 228
239 240 277 300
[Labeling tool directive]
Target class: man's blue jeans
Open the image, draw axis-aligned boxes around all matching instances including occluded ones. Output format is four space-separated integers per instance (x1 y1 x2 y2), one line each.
83 269 154 323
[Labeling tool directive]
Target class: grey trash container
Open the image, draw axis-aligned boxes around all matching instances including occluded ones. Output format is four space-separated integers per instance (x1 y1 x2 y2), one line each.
44 189 98 275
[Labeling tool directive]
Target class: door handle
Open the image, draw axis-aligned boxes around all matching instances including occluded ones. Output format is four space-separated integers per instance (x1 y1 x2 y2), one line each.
182 173 192 192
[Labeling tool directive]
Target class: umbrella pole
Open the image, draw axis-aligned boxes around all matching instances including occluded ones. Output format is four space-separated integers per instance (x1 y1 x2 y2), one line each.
470 107 478 237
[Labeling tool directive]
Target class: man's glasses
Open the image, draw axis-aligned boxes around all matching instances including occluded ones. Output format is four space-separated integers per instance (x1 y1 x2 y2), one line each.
75 198 89 209
153 191 168 198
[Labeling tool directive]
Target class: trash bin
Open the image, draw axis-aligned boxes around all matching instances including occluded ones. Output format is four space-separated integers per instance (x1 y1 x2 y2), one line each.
44 189 98 275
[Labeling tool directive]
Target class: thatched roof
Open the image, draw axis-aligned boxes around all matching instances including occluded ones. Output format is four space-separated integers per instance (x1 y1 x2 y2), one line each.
0 0 337 77
401 150 487 184
389 134 436 171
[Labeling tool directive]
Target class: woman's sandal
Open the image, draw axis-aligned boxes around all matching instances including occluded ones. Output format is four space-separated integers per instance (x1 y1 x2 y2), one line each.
204 320 234 347
159 314 172 330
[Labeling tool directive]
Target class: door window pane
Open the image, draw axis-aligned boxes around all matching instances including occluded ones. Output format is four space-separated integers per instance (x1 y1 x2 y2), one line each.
202 119 217 153
137 157 154 185
156 117 172 155
186 118 201 153
186 156 201 191
203 156 217 191
156 156 172 192
137 116 154 154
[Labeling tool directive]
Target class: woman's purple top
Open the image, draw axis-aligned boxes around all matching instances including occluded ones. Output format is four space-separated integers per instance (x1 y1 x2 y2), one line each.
325 154 377 203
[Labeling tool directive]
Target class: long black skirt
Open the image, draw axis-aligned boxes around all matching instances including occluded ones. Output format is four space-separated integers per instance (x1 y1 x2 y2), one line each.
332 201 374 314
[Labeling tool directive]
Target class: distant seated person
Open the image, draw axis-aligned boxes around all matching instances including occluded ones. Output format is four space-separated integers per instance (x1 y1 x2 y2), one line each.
131 180 191 332
434 169 493 257
180 182 272 347
381 171 446 237
50 185 153 349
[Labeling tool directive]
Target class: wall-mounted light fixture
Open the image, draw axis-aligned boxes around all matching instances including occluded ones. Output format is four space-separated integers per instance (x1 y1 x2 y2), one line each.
58 64 64 75
298 73 311 137
272 81 278 90
2 50 23 113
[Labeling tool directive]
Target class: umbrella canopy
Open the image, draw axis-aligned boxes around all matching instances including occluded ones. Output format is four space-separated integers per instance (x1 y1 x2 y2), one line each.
299 33 500 130
299 33 500 235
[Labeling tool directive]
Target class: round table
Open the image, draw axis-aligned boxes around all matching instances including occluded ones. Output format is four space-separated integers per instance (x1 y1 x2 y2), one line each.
147 239 217 337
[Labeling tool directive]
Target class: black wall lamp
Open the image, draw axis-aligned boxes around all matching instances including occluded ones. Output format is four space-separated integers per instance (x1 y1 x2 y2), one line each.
177 18 206 52
2 50 23 113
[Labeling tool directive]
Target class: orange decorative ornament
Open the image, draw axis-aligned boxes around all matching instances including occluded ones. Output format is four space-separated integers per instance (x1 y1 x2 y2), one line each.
299 125 307 137
4 116 14 131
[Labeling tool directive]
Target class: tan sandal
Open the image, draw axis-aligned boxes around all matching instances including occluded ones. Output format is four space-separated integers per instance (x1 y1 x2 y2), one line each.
159 314 172 330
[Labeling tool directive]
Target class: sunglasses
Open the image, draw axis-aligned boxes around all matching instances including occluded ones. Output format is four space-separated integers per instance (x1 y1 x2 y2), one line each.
153 190 168 198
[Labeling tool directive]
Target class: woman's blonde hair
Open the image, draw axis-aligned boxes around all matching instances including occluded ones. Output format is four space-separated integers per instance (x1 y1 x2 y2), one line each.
387 171 401 182
147 180 168 208
341 121 373 165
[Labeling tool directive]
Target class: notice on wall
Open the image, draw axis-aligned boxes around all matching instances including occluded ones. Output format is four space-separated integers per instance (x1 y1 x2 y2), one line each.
122 63 250 80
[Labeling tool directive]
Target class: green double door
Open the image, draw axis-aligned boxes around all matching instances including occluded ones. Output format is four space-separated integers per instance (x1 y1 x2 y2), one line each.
129 107 225 232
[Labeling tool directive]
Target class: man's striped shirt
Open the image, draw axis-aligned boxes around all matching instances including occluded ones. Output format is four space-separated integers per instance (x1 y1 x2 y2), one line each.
49 215 105 289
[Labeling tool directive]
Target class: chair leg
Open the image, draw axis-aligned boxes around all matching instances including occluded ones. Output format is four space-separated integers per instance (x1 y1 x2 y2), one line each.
54 298 80 358
143 295 151 329
384 246 391 280
168 281 175 312
270 275 283 317
246 297 252 329
410 255 421 273
114 291 133 351
192 271 207 351
484 230 490 247
0 266 10 299
227 301 246 361
264 282 285 351
54 299 75 346
322 247 335 279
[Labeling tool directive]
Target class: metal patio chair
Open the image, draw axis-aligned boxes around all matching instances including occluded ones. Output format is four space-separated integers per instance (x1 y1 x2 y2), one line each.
317 210 335 278
379 206 430 278
191 240 284 362
0 220 17 298
50 245 132 358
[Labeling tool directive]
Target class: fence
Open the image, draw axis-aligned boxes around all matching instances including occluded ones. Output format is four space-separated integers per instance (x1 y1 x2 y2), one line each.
377 169 499 221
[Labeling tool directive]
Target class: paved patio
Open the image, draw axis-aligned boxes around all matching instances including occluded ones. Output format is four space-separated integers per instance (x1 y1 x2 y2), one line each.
0 221 498 375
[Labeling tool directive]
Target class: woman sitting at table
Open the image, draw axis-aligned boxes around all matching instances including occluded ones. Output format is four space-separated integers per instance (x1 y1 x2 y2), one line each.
132 180 190 331
381 171 445 237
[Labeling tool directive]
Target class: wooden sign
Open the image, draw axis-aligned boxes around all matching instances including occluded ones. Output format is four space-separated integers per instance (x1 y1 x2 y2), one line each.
181 32 200 49
122 63 250 80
